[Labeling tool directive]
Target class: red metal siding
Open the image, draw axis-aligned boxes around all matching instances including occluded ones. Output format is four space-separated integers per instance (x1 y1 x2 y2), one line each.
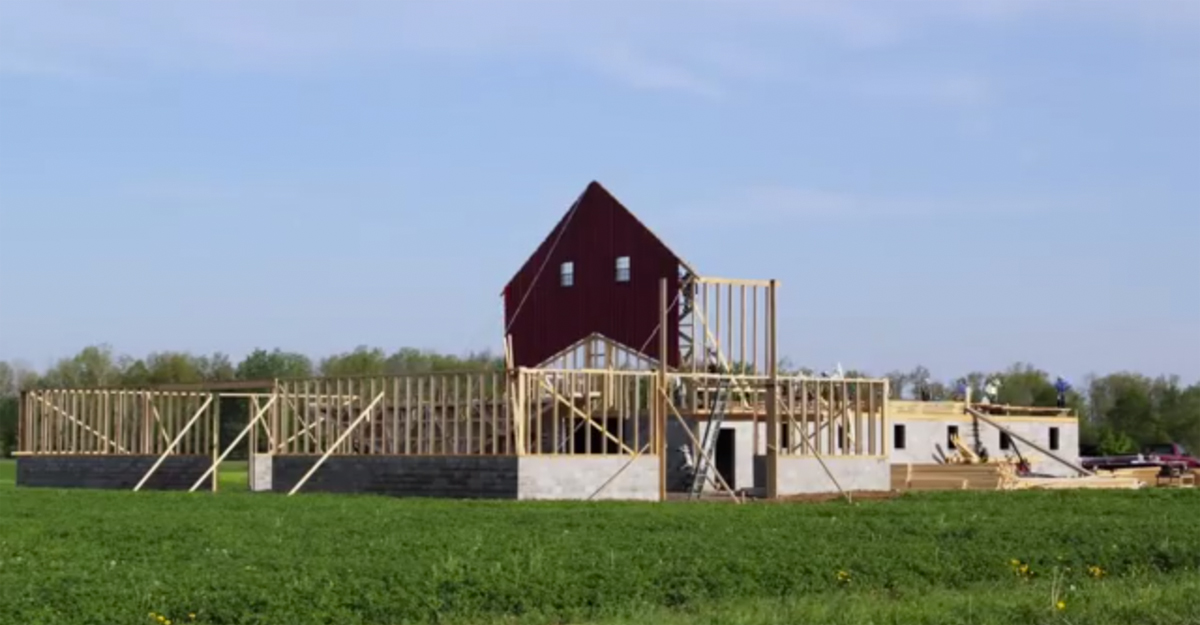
504 182 681 368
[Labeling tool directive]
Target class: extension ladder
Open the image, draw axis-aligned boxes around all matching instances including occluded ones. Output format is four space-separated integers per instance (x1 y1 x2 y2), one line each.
689 377 732 498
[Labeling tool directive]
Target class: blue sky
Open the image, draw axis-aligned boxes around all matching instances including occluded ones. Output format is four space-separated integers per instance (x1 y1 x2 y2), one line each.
0 0 1197 383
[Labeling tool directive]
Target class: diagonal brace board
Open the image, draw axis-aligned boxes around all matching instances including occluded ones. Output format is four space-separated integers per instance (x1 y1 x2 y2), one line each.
287 393 385 496
188 394 278 492
133 395 214 492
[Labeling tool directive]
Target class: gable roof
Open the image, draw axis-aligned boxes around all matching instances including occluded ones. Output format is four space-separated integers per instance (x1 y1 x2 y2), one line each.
503 181 695 293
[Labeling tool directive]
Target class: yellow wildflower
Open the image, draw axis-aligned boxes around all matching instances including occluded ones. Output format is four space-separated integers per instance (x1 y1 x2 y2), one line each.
1056 600 1066 611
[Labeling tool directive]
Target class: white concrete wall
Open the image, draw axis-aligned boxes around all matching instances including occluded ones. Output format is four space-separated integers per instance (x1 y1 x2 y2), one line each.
775 456 890 495
889 417 1081 477
250 453 272 491
517 456 659 501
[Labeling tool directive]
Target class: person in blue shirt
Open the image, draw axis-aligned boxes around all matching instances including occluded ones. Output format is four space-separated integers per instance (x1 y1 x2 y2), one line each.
1054 377 1071 408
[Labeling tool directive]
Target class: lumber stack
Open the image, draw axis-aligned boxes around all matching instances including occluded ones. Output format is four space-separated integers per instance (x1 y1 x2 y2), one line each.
1010 475 1144 490
891 464 1004 491
1100 467 1160 483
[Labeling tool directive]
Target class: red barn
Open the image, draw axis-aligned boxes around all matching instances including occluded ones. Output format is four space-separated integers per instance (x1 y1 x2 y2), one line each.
503 181 683 368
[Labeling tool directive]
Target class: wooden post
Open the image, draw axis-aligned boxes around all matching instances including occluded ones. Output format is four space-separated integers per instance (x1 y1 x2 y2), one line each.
658 278 669 502
211 394 220 492
765 279 779 499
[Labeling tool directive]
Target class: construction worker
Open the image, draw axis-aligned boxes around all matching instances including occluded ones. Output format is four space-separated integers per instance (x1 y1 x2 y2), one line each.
955 379 969 401
918 373 932 401
1054 377 1071 408
982 377 1000 405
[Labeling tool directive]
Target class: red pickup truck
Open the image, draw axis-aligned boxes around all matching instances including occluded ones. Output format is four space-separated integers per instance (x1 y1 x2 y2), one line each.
1144 443 1199 469
1081 442 1199 471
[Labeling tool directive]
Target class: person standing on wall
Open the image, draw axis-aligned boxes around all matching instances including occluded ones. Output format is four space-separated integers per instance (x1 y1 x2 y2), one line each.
1054 377 1071 408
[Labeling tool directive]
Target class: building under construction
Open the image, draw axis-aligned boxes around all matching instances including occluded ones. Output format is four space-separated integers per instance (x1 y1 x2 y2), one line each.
14 182 1087 500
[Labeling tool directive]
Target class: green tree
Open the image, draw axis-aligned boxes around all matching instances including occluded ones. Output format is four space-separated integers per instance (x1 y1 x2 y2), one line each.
995 363 1058 407
235 348 314 380
39 345 124 388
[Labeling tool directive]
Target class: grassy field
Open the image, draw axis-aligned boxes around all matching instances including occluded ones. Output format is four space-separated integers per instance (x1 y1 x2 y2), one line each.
0 459 1197 625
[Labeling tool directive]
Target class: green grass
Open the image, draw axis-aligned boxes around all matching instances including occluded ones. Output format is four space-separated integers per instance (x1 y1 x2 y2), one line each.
0 458 1197 624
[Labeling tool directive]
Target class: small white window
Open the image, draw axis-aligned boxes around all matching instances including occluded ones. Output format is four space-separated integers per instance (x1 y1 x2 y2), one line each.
560 261 574 287
615 256 630 282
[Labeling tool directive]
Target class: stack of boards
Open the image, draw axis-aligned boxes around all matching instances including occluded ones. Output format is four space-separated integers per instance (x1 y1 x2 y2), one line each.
891 463 1149 491
891 464 1006 491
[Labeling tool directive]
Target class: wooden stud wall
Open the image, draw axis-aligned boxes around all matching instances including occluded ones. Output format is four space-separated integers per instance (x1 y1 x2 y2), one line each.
776 377 889 457
518 369 656 456
17 389 215 456
682 277 773 375
271 372 511 456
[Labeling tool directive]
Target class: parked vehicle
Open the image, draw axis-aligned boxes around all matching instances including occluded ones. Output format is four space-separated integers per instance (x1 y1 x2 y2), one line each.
1081 442 1198 471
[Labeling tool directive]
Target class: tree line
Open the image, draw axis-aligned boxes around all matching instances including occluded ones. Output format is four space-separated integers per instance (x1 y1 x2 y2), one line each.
1 345 1196 458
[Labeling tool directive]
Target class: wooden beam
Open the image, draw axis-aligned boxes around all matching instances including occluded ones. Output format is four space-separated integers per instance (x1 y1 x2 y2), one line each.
765 279 778 499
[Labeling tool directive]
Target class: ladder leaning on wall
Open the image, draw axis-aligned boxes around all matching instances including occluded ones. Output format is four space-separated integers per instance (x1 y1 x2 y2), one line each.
689 376 732 498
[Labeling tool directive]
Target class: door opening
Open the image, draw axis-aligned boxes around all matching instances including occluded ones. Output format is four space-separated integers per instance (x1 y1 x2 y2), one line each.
715 427 736 490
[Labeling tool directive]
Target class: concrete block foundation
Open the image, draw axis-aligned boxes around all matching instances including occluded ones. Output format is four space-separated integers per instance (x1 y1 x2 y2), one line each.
16 455 215 490
518 456 659 500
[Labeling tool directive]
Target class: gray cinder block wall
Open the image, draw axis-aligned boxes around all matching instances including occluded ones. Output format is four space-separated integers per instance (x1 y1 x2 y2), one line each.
16 455 214 490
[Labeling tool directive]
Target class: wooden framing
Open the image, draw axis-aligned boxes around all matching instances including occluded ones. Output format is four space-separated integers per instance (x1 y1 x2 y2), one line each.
18 389 216 456
775 377 890 458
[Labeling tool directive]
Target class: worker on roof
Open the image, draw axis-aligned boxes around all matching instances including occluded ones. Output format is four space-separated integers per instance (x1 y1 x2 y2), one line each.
917 372 933 401
955 378 968 401
1054 377 1071 408
982 377 1000 405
